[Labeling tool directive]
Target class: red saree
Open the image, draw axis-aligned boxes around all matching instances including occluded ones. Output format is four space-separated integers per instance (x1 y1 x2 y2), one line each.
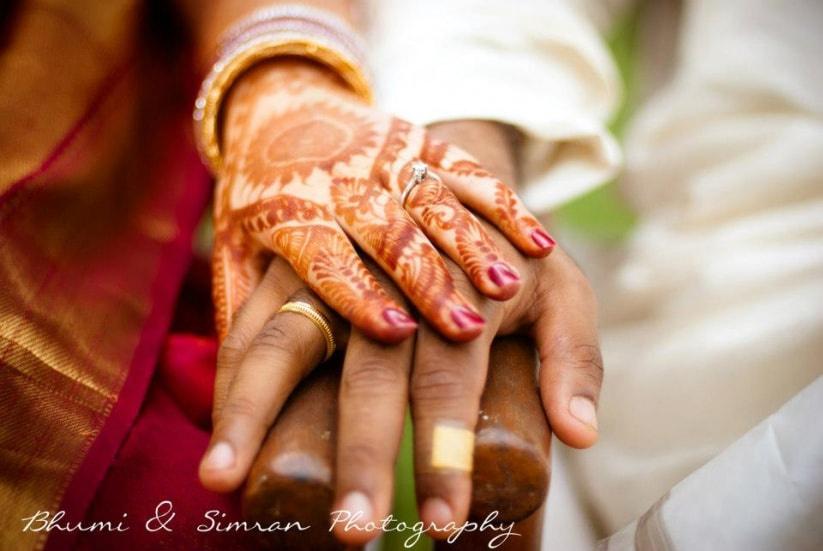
0 1 240 548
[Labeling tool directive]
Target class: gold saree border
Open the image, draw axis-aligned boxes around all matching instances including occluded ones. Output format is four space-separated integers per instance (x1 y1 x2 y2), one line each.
0 2 210 549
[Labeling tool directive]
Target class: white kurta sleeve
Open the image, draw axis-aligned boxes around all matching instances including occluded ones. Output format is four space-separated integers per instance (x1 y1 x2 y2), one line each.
600 377 823 551
367 0 623 214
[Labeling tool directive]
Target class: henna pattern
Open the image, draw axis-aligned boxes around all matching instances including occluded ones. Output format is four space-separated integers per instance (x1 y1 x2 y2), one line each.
270 224 394 331
242 103 380 188
213 61 550 341
212 231 259 339
213 163 264 339
368 117 415 189
330 177 470 332
407 179 509 297
422 138 556 257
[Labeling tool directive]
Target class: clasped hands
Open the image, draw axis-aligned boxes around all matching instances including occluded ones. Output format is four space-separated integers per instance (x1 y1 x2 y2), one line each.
200 60 603 545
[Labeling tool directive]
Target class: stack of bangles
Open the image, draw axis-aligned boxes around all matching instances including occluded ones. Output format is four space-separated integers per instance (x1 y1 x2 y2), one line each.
192 4 373 175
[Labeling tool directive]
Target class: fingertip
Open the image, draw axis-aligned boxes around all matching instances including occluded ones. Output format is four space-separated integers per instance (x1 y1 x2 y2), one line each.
357 307 418 343
559 427 600 449
198 471 242 493
198 442 244 493
449 307 485 341
331 491 379 545
331 524 377 546
482 285 520 302
484 262 522 300
420 497 454 538
546 396 599 449
382 307 418 331
527 228 556 257
570 396 598 430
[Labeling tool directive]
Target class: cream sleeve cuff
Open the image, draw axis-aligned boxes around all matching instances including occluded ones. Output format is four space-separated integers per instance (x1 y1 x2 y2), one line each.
368 0 623 214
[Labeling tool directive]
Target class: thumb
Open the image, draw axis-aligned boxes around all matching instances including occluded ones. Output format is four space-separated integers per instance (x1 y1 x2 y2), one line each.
533 251 603 449
212 222 263 341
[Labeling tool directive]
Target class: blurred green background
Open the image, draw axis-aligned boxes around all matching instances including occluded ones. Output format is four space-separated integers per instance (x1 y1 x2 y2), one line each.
382 10 639 551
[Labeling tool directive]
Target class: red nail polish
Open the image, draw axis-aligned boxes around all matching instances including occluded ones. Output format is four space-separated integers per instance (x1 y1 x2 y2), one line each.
531 229 556 250
488 262 520 287
451 307 485 329
383 308 417 327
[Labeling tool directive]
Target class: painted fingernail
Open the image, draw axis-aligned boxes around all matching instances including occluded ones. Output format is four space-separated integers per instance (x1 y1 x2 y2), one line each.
451 307 485 329
487 262 520 287
421 498 454 531
203 442 235 470
339 491 373 528
383 308 417 328
569 396 598 430
531 229 556 250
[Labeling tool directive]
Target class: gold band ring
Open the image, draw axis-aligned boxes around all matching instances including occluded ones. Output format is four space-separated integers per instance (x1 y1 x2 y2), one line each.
278 301 336 362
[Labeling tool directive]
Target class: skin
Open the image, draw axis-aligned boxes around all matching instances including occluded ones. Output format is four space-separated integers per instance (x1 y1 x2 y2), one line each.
201 105 604 546
212 60 555 344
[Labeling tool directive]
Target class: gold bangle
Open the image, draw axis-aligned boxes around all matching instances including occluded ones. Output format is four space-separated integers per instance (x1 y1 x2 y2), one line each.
193 36 373 175
278 300 337 362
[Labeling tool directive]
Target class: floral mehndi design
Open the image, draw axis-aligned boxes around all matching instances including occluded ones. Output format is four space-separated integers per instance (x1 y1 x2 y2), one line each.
242 103 378 187
212 61 554 343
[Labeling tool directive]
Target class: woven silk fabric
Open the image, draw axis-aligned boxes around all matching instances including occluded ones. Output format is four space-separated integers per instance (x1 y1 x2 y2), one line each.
0 2 209 549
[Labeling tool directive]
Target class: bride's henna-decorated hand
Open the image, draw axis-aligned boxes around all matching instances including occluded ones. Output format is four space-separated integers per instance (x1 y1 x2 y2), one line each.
213 60 555 343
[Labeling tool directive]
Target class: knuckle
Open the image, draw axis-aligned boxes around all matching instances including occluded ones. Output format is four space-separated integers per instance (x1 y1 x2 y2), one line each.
339 442 386 469
568 343 604 386
342 359 405 398
253 318 301 357
219 395 261 426
411 366 471 404
540 337 604 398
217 335 247 371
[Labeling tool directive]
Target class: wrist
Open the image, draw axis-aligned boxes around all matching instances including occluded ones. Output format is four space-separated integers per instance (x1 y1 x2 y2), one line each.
221 59 353 146
228 58 345 104
193 4 372 174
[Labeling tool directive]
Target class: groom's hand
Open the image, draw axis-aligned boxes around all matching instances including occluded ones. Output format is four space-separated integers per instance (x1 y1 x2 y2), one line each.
407 120 603 535
319 120 603 541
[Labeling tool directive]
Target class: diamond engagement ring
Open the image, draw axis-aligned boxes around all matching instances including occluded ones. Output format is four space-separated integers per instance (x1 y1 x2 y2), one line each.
400 162 429 208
